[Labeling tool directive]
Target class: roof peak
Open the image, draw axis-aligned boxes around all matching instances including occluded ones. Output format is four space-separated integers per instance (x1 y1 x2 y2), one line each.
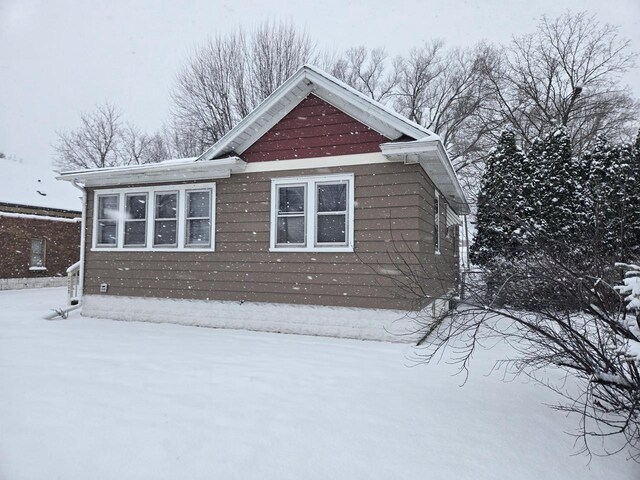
198 64 436 162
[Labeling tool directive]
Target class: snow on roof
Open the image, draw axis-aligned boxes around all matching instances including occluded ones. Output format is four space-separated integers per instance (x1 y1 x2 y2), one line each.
60 157 199 175
1 158 81 211
58 157 246 188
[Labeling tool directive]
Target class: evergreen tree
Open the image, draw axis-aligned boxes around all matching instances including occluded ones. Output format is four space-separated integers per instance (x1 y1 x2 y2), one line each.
583 137 640 264
531 126 583 245
471 130 526 266
606 142 640 261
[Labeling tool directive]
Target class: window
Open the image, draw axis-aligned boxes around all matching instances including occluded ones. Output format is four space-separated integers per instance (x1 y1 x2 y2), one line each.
434 194 440 254
124 193 147 247
30 239 46 269
97 194 119 246
92 183 215 251
276 184 306 246
316 182 348 245
186 189 212 247
154 192 178 246
270 174 354 252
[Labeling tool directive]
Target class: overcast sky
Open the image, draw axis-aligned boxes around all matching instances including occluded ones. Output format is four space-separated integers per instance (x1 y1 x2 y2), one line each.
1 0 639 169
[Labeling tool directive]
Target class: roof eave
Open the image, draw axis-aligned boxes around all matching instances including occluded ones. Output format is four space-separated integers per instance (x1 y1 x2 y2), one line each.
57 157 247 188
380 139 470 215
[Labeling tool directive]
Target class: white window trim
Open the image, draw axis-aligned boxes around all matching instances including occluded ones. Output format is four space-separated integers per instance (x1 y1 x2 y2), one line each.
270 173 355 253
185 188 214 248
91 183 216 252
95 193 119 248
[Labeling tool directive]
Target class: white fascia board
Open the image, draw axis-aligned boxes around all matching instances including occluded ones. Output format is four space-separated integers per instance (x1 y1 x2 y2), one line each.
379 138 440 156
57 158 247 187
305 67 430 141
197 68 310 161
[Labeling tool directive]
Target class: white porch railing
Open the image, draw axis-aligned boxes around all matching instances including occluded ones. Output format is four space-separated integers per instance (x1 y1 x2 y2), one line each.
66 261 81 305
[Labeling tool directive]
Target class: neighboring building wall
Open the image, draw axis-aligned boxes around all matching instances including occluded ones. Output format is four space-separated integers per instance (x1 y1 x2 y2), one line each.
0 209 81 280
242 94 389 162
82 160 458 311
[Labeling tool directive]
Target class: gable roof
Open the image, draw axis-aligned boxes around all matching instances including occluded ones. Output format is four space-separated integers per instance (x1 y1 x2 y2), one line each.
198 64 438 161
58 65 469 214
1 158 81 212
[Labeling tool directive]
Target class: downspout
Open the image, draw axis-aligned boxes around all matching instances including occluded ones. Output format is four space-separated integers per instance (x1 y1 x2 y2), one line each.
71 180 86 300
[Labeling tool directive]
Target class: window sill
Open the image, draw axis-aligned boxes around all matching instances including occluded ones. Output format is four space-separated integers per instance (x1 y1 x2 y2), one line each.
29 266 47 271
269 246 354 253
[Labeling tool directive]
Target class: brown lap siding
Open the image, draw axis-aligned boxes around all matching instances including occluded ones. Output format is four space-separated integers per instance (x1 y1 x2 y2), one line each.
83 162 446 310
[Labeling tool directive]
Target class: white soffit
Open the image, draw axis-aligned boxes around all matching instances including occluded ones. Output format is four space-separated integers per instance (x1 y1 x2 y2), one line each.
198 64 437 161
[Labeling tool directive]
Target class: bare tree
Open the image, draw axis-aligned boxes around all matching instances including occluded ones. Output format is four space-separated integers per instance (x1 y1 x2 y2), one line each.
54 103 169 170
170 31 246 150
121 125 169 165
248 21 316 105
394 41 499 171
330 46 399 102
169 21 316 151
54 103 123 170
483 12 639 154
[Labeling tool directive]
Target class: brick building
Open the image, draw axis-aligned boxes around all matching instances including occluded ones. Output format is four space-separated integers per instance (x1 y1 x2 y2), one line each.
0 158 81 289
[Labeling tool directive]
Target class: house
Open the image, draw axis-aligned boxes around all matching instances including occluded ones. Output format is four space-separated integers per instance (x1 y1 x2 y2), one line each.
0 158 81 290
57 65 469 342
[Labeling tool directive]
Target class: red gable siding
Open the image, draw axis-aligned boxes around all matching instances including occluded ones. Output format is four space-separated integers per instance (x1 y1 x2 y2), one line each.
241 94 390 162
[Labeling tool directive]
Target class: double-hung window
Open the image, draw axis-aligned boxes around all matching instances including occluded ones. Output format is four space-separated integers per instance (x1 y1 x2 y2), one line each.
96 194 119 247
92 183 215 251
124 193 148 247
271 174 354 252
154 192 178 247
316 181 348 245
186 189 212 247
276 184 306 246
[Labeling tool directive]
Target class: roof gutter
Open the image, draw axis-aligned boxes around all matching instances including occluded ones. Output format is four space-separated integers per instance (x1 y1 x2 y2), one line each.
57 157 247 187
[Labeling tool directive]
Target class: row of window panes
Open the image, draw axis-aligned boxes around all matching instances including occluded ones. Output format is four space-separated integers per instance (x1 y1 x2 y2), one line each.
275 181 349 247
96 190 212 248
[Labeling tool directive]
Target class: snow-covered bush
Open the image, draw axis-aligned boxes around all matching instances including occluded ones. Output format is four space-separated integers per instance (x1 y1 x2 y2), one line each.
615 263 640 368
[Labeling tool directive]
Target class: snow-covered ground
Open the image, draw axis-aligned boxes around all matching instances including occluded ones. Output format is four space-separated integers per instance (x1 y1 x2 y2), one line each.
0 288 637 479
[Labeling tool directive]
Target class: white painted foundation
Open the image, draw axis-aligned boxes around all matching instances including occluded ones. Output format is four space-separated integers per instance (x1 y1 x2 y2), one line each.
81 295 450 343
0 276 67 291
